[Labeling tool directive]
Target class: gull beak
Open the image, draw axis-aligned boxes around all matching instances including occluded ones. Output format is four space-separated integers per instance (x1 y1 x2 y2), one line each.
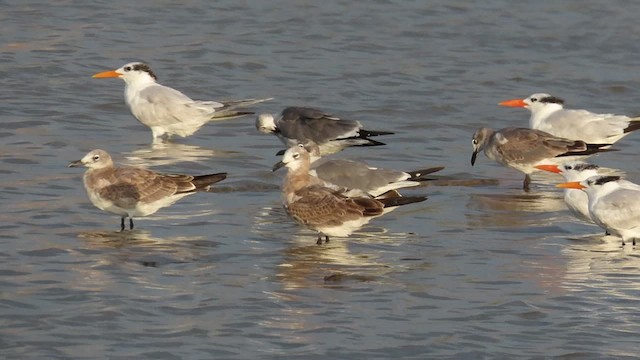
556 181 586 189
471 151 478 166
68 159 84 168
498 98 527 107
534 164 561 173
272 161 286 172
92 70 121 78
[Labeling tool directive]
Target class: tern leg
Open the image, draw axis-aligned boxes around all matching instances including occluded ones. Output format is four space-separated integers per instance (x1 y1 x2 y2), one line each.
523 175 531 192
120 217 126 232
129 218 134 230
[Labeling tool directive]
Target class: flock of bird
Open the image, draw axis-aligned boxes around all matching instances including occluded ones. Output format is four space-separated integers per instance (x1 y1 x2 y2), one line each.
69 61 640 247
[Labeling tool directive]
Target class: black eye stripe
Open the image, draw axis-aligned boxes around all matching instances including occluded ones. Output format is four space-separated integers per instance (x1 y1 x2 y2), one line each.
129 63 158 80
539 96 565 105
573 164 599 171
594 176 620 185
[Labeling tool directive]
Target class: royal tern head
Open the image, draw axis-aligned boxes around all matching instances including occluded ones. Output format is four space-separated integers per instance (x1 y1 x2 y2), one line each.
256 113 277 134
535 162 600 181
557 175 621 192
470 127 494 166
499 93 565 113
93 62 158 85
68 149 114 169
272 144 309 172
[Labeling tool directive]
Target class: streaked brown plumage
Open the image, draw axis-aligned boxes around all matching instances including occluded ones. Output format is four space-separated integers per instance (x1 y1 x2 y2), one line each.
69 149 226 230
276 144 427 244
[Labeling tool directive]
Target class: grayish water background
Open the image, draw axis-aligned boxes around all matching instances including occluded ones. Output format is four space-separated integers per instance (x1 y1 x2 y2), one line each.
2 1 640 358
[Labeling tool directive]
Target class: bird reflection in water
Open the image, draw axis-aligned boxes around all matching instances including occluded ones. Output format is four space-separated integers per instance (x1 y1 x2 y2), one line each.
465 190 567 229
73 229 214 301
252 204 415 287
123 142 240 167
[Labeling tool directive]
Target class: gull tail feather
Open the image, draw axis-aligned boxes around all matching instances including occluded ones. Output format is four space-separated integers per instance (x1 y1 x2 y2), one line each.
407 166 445 181
358 129 395 137
378 195 428 209
559 143 617 157
192 173 228 191
624 120 640 134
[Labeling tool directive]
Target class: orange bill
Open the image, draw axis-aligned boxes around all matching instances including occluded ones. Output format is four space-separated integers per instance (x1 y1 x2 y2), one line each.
534 164 561 173
92 70 121 78
556 181 586 189
498 98 527 107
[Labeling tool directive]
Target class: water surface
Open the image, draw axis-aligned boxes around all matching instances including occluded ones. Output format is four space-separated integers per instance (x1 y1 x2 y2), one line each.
2 1 640 358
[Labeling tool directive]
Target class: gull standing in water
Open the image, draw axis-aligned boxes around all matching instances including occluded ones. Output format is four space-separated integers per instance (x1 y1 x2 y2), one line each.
499 93 640 144
301 141 443 197
93 62 272 141
558 175 640 246
69 149 227 230
256 106 393 155
471 127 612 191
274 144 427 244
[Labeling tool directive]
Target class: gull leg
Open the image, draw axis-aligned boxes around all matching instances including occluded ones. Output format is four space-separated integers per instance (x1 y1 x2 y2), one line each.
120 217 126 232
621 238 626 247
129 218 134 230
316 234 330 245
523 175 531 192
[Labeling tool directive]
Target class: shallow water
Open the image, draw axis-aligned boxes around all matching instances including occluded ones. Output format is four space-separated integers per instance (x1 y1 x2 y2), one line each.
2 1 640 358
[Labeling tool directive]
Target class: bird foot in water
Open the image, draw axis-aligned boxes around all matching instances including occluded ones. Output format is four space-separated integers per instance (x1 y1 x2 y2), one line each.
316 235 330 245
119 217 135 232
523 175 531 192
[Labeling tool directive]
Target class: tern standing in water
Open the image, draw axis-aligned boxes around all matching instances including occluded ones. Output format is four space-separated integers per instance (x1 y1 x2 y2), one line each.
93 62 271 141
499 93 640 144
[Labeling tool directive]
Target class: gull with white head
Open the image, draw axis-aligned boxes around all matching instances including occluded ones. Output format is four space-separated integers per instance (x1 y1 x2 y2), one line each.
256 106 393 155
298 141 443 197
274 144 427 244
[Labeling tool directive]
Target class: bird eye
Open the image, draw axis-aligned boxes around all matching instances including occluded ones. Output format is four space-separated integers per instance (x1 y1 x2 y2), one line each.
124 66 132 71
566 165 572 170
92 155 100 161
297 144 304 148
472 139 478 145
530 98 537 102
